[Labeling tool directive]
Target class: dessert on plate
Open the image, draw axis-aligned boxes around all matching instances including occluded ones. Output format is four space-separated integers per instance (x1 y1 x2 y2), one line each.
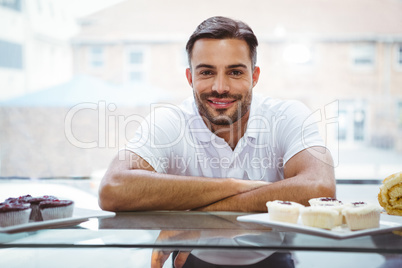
378 171 402 216
266 200 304 224
342 202 382 230
39 199 75 221
0 202 32 227
300 206 342 230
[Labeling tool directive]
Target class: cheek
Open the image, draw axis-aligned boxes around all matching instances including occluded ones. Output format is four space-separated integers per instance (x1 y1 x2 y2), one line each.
193 80 211 92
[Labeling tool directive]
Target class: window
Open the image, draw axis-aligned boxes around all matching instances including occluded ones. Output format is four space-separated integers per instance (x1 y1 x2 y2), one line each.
351 43 375 68
398 101 402 130
0 0 22 11
282 43 314 65
0 39 23 69
353 109 365 141
397 44 402 67
337 100 366 143
126 48 147 83
89 46 104 68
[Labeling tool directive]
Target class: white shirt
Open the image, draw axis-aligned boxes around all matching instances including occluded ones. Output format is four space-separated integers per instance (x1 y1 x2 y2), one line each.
125 94 324 182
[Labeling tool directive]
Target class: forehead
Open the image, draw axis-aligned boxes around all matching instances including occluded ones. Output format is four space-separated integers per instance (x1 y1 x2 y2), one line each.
190 38 252 67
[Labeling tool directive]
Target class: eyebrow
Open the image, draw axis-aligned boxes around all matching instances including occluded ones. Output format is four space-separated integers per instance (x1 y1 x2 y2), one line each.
194 63 248 70
227 64 248 69
195 64 215 70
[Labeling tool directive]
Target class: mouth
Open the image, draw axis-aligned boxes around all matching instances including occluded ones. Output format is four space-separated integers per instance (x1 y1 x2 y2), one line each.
207 98 237 109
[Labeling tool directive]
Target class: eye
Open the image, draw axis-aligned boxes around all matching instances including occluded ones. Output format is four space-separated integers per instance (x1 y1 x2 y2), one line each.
200 70 214 76
229 70 243 76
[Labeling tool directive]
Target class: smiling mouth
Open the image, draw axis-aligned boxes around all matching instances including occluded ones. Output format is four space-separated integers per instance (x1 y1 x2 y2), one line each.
207 99 236 109
208 100 235 105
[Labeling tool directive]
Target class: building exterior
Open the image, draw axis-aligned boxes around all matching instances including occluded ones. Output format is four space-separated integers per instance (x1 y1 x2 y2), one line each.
72 0 402 151
0 0 77 100
0 0 25 99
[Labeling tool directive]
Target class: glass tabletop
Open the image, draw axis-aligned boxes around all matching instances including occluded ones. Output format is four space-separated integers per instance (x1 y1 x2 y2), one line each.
1 211 402 254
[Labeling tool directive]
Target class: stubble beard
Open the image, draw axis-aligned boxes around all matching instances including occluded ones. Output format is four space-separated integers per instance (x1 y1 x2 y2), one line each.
194 90 253 126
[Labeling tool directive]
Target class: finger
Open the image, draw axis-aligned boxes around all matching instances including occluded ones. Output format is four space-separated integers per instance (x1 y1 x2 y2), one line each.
151 249 172 268
174 251 192 268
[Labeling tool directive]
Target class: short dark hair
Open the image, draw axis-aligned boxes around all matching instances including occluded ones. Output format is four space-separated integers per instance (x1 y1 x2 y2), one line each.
186 16 258 69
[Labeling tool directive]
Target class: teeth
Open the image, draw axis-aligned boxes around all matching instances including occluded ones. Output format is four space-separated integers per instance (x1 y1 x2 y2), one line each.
212 101 229 104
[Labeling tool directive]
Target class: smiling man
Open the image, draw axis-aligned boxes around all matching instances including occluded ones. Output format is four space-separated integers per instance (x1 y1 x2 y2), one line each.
98 16 335 213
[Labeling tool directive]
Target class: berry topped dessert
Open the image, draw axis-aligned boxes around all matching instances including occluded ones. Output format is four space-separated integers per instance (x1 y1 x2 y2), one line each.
39 199 74 220
27 195 58 221
0 202 32 227
4 195 33 204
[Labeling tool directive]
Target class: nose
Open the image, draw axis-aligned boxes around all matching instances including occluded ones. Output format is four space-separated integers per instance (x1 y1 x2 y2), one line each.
211 73 229 94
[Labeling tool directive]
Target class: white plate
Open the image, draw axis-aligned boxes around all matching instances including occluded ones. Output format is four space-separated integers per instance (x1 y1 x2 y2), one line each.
237 213 402 239
0 208 115 233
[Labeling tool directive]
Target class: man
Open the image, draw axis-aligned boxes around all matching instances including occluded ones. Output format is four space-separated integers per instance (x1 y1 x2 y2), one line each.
98 16 335 213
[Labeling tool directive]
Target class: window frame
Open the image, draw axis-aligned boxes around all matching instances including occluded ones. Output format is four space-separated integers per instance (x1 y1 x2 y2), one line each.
395 43 402 71
350 43 376 71
88 46 105 69
125 46 150 83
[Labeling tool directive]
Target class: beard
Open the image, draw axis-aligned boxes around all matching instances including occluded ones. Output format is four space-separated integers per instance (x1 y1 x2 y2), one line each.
194 90 253 126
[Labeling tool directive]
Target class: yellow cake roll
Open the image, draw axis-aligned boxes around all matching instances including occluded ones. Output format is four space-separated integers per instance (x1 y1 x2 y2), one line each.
378 172 402 216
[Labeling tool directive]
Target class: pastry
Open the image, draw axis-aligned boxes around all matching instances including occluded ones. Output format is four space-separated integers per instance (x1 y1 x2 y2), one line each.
266 200 304 223
378 172 402 216
308 197 343 206
300 206 341 229
0 202 32 227
309 197 344 225
27 195 58 221
39 200 74 220
342 202 382 230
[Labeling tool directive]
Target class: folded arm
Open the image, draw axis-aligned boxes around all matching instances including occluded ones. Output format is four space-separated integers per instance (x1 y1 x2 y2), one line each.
195 146 336 212
98 150 268 212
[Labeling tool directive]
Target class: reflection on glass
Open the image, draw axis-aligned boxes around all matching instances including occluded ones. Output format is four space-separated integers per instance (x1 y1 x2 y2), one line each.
151 229 295 268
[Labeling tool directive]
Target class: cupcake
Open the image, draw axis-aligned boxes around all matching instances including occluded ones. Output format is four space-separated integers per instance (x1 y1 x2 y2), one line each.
0 202 32 227
308 197 344 225
342 202 382 230
308 197 343 206
300 206 341 229
4 194 33 204
266 200 304 224
39 200 74 221
27 195 58 221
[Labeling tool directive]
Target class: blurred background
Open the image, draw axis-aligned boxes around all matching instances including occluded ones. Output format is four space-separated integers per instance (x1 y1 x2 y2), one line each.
0 0 401 186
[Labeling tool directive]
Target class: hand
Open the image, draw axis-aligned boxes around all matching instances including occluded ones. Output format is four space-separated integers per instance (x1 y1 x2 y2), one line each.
151 230 201 268
151 249 191 268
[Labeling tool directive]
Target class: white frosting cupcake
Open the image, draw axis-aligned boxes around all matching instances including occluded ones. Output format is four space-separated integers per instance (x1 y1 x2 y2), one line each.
266 200 304 224
300 206 342 229
342 202 382 230
309 199 344 225
308 197 343 206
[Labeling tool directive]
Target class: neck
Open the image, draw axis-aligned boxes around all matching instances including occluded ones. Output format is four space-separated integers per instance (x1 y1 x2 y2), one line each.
207 111 250 150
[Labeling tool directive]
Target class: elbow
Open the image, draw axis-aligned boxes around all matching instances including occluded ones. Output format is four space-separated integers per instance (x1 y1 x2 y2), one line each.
98 171 146 212
315 178 337 200
98 182 118 212
98 174 125 212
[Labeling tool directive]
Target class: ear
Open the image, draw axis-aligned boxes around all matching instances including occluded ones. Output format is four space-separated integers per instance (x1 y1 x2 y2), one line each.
252 66 260 87
185 68 193 87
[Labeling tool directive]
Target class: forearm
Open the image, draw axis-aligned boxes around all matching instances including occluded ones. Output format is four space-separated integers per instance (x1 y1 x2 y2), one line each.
99 169 267 212
197 174 335 212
